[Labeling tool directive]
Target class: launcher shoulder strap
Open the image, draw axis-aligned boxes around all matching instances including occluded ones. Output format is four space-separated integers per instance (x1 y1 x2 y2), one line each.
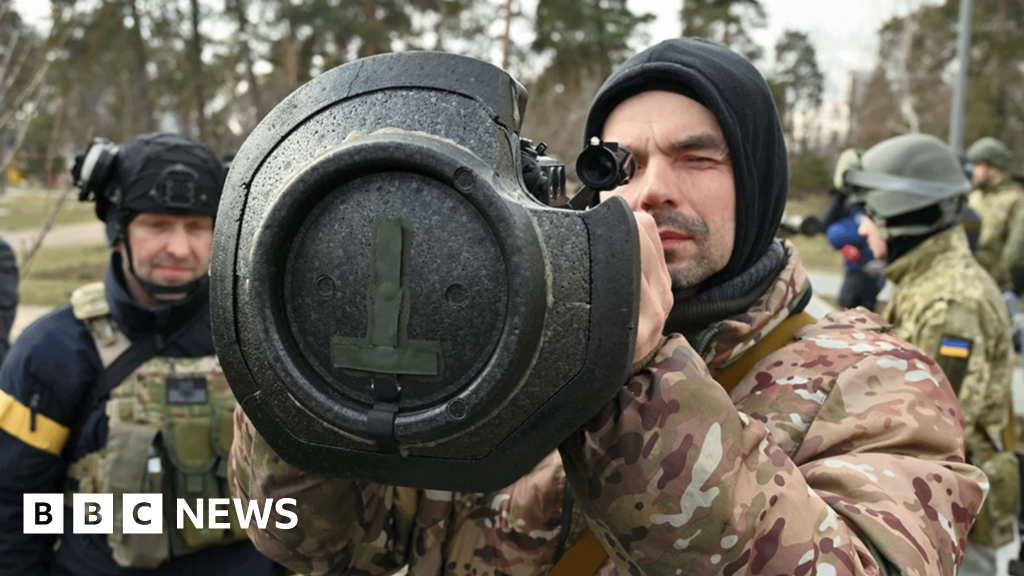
715 311 816 393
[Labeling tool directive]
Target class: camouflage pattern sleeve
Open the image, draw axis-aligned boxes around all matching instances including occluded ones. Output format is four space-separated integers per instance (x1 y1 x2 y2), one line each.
970 181 1024 290
1000 182 1024 278
1001 185 1024 294
228 405 420 575
892 298 1012 459
560 333 986 576
229 404 583 576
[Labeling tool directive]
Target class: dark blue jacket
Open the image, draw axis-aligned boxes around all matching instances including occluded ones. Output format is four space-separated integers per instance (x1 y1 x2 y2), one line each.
825 211 875 273
0 254 282 576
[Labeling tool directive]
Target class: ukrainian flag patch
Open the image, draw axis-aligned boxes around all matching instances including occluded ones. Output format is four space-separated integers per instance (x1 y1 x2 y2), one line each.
940 338 971 359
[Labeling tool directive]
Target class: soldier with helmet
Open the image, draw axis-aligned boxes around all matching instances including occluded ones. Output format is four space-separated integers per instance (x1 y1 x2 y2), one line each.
967 137 1024 292
846 133 1019 576
0 134 284 575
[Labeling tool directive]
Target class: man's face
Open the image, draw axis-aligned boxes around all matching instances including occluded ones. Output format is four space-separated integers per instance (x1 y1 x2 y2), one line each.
117 212 214 303
600 90 735 296
857 215 888 260
971 162 1000 188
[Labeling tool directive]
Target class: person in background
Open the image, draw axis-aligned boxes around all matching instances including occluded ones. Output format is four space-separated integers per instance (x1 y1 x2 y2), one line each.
0 233 18 363
0 133 285 576
967 137 1024 292
822 200 883 311
853 133 1019 576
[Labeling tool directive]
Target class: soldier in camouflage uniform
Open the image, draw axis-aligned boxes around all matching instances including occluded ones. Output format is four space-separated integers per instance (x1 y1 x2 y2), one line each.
0 134 284 575
229 39 986 575
850 133 1019 576
967 137 1024 292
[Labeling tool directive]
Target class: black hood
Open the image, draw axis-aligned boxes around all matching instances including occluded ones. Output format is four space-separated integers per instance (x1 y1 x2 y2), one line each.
583 37 788 290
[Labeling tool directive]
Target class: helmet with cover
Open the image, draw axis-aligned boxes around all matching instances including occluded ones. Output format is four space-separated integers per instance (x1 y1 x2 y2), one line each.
967 137 1011 170
71 133 225 298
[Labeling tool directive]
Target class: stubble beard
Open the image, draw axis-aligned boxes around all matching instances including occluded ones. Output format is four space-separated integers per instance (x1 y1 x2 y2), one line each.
649 209 718 293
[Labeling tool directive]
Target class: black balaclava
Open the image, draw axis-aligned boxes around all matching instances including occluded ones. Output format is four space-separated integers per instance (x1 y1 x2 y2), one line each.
583 38 792 341
883 204 950 264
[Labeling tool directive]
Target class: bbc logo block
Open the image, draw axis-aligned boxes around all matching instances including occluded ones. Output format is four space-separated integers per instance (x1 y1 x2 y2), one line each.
24 494 298 534
123 494 163 534
72 493 113 534
23 493 63 534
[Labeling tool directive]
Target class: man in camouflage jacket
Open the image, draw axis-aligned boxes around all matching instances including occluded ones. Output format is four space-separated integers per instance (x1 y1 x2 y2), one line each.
967 137 1024 292
229 39 986 575
852 133 1018 575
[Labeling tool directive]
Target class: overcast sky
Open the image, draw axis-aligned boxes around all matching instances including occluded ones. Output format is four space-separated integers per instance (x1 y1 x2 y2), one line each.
629 0 945 100
14 0 947 102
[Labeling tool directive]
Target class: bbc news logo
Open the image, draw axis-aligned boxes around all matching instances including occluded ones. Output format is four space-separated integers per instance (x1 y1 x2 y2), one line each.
24 494 298 534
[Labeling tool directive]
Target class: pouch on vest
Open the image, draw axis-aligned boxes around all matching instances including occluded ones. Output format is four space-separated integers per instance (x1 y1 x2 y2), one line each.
102 420 170 568
212 408 248 540
164 416 225 552
970 450 1020 548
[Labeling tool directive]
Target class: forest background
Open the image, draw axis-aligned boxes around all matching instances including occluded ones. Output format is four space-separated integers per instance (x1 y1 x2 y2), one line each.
0 0 1023 310
1 0 1022 192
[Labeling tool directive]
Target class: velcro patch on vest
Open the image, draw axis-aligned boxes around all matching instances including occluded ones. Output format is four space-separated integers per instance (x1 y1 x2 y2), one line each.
166 377 209 405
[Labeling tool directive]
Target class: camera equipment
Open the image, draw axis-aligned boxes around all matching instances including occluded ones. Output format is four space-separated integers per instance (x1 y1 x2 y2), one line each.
211 52 641 492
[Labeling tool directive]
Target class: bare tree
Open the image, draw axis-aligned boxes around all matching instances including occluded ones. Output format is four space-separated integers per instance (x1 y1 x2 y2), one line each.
0 9 75 178
128 0 157 132
189 0 207 142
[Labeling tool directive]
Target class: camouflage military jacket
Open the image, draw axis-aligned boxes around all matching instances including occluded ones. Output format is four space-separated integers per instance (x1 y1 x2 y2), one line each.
883 225 1014 461
969 177 1024 291
230 242 985 576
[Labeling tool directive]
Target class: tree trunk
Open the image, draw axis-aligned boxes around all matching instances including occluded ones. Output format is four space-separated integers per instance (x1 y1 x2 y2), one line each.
128 0 156 132
995 0 1009 143
43 100 63 187
896 16 921 133
189 0 207 143
501 0 513 70
233 0 264 124
362 1 380 57
284 21 298 91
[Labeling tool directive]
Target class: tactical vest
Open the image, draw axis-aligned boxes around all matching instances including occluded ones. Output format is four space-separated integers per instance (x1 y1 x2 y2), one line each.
64 282 247 569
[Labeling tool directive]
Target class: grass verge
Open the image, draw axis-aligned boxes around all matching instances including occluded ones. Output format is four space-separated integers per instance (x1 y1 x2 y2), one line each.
0 191 97 231
785 194 845 275
20 242 109 306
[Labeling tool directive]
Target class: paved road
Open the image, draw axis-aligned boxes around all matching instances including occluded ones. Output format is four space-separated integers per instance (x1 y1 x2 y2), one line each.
0 221 106 255
2 222 106 340
11 305 53 340
807 270 895 302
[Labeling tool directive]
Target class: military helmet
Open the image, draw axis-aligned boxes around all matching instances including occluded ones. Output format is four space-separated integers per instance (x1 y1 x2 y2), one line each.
836 134 970 239
73 133 224 245
71 133 225 297
967 137 1011 170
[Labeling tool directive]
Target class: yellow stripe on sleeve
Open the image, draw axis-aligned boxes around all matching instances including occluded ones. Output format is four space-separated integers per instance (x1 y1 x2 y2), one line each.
0 389 70 455
939 346 970 359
